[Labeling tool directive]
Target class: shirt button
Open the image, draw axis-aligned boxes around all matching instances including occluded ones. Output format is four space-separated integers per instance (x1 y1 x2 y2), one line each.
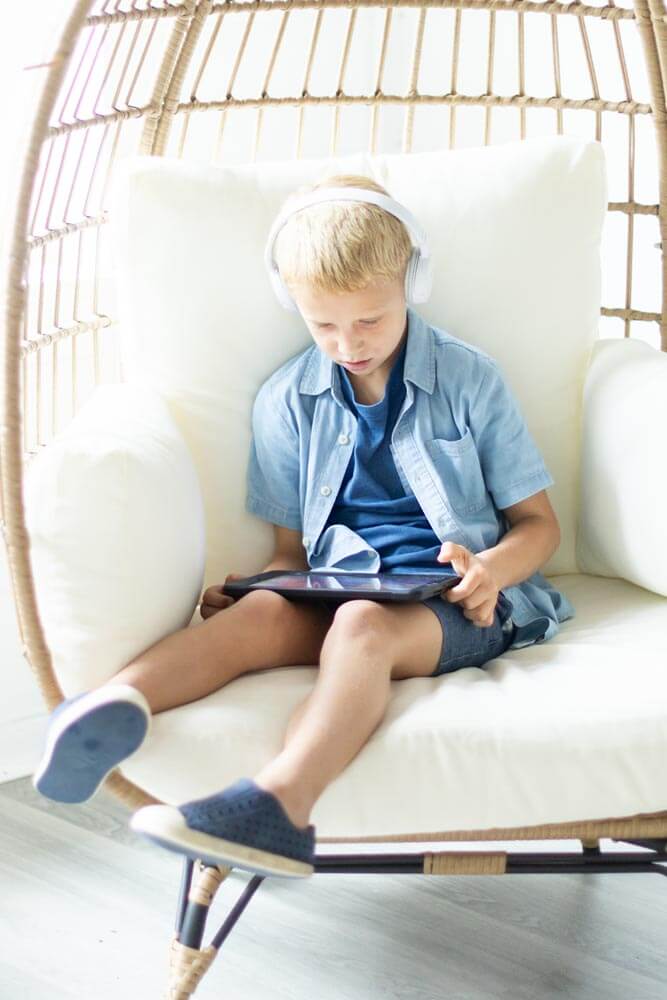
320 485 332 496
338 433 350 445
303 536 310 547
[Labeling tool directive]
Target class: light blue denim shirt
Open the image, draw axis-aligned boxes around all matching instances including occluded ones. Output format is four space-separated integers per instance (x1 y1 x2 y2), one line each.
246 306 575 649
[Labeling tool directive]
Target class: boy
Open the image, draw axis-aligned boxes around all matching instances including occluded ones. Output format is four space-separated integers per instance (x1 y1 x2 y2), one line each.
33 173 574 879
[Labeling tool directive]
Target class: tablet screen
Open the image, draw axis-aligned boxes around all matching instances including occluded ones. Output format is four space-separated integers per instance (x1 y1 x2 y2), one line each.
250 572 454 594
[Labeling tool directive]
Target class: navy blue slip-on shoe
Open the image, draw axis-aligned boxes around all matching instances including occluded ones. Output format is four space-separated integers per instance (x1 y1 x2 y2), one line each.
130 777 316 878
33 684 151 804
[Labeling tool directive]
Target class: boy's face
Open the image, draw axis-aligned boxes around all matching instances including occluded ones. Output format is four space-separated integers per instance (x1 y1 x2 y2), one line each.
290 275 408 393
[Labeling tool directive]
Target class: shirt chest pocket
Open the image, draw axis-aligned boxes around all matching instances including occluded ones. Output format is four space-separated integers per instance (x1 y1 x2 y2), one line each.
424 427 489 515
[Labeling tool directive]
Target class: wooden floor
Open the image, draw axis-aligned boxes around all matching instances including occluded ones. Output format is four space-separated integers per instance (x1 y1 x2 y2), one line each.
1 777 666 1000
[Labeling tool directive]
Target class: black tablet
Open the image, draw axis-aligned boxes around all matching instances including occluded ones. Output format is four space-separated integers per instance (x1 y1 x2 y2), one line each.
221 569 462 604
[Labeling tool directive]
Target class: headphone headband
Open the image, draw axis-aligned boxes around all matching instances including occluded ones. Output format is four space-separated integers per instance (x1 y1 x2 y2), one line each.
264 184 433 310
264 186 430 275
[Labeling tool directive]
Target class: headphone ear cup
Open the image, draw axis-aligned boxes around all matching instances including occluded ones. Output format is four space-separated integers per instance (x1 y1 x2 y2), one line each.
269 266 299 311
404 248 419 304
410 249 433 303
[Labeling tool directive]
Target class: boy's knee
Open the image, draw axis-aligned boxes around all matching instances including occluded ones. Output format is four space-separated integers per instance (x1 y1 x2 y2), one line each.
330 599 392 641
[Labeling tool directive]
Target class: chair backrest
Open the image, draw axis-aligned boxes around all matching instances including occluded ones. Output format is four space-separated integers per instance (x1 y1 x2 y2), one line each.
110 136 606 583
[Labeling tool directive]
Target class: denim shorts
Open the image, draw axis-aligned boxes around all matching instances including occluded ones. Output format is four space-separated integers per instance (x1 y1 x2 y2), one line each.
310 590 516 677
420 590 516 677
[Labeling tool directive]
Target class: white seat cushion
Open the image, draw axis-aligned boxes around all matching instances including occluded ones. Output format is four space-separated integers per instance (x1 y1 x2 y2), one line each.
121 573 667 837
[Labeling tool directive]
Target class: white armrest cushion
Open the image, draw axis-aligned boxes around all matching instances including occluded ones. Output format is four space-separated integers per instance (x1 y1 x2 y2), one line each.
24 383 206 697
577 337 667 595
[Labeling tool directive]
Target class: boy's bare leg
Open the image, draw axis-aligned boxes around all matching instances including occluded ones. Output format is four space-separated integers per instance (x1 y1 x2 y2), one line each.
105 591 334 714
253 600 442 829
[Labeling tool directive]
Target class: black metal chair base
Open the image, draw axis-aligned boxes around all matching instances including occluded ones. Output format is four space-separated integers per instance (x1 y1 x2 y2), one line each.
166 838 666 996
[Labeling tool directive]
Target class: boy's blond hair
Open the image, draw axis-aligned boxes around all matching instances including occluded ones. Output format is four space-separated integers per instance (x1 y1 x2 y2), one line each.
273 174 413 295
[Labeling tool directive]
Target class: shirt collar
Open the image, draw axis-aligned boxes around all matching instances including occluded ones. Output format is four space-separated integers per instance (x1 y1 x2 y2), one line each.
298 305 435 397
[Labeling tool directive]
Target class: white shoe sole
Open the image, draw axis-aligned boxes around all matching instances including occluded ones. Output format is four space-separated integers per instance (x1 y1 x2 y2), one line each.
33 684 151 803
130 804 314 878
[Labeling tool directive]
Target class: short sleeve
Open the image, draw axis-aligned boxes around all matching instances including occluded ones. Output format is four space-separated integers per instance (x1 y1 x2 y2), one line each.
245 379 302 530
470 357 554 510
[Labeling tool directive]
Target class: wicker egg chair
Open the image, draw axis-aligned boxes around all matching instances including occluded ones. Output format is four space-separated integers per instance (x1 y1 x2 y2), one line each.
2 1 667 997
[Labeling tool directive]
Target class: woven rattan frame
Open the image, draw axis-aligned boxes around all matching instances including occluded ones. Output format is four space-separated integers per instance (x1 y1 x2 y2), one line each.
2 0 667 843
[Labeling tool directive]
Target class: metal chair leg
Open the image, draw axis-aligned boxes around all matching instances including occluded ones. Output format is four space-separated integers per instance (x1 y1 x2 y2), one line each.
166 858 265 998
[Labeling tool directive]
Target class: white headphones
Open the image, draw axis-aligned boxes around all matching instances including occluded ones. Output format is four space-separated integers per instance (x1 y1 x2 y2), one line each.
264 186 433 312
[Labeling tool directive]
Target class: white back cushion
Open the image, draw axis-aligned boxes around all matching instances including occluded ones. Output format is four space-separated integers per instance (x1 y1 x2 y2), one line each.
110 136 607 584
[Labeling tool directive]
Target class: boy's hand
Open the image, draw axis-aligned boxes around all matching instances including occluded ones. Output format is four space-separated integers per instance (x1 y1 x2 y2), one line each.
436 542 499 628
199 574 244 619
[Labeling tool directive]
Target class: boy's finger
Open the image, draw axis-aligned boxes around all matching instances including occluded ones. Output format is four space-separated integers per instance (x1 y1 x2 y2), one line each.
203 591 227 606
201 600 231 618
208 593 234 605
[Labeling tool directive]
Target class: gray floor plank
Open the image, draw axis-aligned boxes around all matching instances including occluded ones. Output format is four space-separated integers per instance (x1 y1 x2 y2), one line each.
0 778 665 999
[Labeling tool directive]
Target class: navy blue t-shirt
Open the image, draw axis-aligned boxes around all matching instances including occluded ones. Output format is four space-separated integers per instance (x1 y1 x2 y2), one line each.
324 336 450 574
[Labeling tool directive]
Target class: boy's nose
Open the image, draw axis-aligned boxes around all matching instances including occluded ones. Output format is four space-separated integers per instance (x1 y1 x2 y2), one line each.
339 344 365 358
